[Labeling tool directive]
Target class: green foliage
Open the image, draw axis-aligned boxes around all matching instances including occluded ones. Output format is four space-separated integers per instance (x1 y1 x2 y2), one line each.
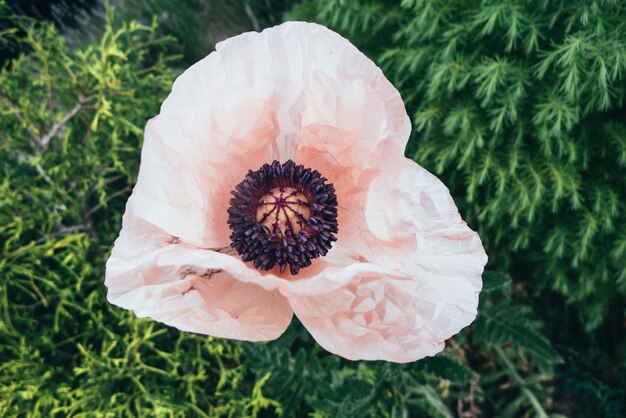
287 0 626 416
2 1 625 417
289 0 626 331
474 272 561 372
239 271 562 417
0 7 277 417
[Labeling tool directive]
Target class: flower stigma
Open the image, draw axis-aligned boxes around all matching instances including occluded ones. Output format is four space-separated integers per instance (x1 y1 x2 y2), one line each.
227 160 338 275
256 187 311 236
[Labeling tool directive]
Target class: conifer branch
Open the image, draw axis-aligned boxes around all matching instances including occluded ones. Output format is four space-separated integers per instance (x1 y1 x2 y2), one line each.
0 87 42 143
39 100 82 148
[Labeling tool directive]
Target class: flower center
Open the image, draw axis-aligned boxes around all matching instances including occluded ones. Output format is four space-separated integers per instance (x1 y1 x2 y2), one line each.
227 160 338 275
256 187 311 237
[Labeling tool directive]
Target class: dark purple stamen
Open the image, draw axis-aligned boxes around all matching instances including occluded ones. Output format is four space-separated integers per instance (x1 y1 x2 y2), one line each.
227 160 338 275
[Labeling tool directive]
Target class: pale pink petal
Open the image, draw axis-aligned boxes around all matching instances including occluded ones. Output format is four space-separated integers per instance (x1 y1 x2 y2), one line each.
286 157 487 362
289 26 411 267
132 101 277 247
162 22 409 158
131 22 410 249
106 21 488 360
158 244 394 298
364 157 487 276
105 195 293 341
295 141 382 271
288 266 482 362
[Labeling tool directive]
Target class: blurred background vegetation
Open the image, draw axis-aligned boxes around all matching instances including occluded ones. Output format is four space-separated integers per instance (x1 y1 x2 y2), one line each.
1 0 624 417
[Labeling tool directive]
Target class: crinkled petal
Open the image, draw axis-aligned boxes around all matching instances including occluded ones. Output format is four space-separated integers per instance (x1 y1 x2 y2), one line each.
162 22 409 157
286 158 487 362
365 158 487 275
158 244 394 298
105 195 293 341
105 22 488 360
132 100 278 247
131 21 409 247
288 267 481 362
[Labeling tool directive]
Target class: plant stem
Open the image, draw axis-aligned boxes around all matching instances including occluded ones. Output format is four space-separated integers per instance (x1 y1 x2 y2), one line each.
493 345 549 418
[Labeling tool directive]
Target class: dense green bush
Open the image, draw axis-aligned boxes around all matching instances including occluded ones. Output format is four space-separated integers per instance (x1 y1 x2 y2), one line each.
0 7 279 417
1 0 625 417
285 0 626 415
289 0 626 330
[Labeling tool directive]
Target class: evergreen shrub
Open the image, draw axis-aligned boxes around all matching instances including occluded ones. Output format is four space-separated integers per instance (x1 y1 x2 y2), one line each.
0 7 279 417
1 1 625 417
288 0 626 330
